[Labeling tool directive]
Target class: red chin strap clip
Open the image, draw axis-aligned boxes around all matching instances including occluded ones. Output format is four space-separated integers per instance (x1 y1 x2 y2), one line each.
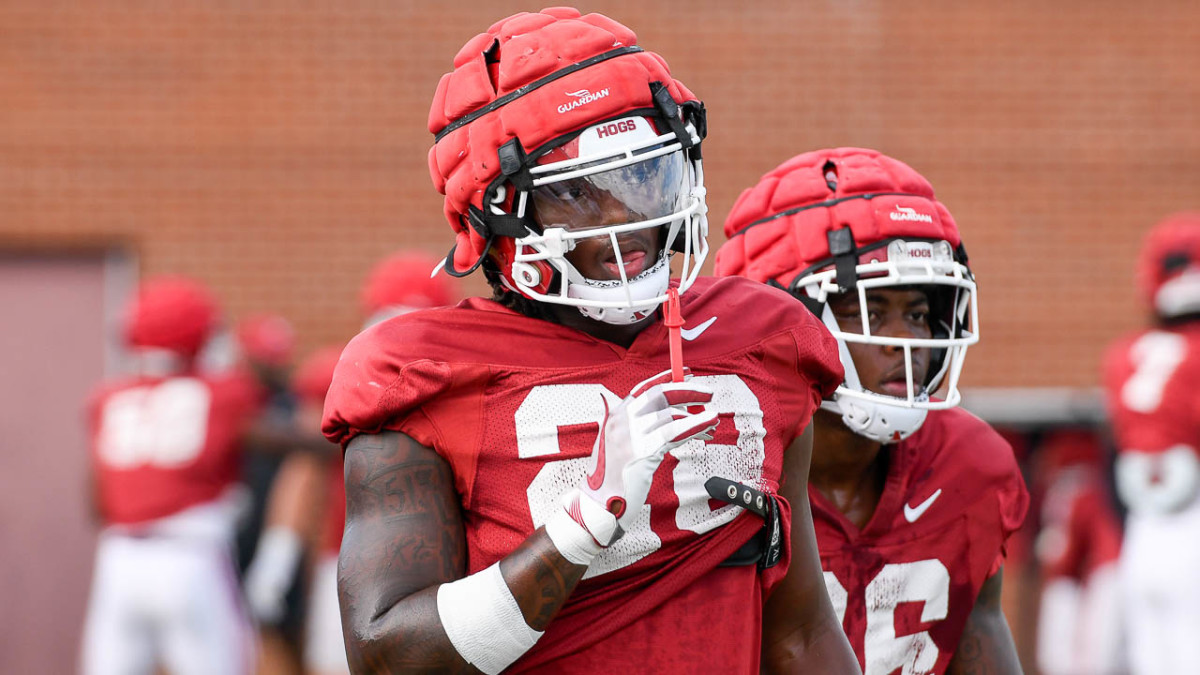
664 288 685 383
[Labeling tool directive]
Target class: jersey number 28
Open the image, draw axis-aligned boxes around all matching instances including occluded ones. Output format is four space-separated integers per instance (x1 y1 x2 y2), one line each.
515 374 767 578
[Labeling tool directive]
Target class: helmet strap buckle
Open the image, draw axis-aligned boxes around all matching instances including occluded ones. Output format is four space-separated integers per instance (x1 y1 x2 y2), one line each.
827 227 858 292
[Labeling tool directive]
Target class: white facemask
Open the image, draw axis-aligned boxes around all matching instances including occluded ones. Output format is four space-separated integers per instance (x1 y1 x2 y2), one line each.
505 116 709 325
801 239 979 444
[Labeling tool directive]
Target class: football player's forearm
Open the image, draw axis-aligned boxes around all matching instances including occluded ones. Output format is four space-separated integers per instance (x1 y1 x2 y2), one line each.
499 528 588 630
343 530 585 673
762 607 862 674
945 614 1022 675
339 432 586 673
342 585 472 674
946 571 1023 675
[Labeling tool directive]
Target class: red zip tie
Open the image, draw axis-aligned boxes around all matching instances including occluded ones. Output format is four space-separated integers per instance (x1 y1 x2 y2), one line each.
664 288 685 383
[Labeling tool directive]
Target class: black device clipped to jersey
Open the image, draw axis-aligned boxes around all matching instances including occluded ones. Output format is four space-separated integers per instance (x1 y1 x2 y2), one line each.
706 477 783 570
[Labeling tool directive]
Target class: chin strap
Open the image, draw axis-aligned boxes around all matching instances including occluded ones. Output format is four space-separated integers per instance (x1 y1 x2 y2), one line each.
824 394 929 444
570 252 671 325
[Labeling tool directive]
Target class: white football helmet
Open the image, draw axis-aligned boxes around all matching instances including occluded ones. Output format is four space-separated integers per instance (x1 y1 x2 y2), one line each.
716 148 979 444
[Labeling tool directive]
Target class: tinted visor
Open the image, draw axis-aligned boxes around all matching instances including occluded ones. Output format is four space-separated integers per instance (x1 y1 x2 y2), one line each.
530 150 686 233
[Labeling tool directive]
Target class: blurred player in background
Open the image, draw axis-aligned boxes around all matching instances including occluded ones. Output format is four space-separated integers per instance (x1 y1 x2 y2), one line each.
229 313 315 674
716 148 1029 675
359 250 459 329
323 8 860 673
290 345 349 675
1103 211 1200 675
81 276 257 675
1033 429 1123 675
298 250 459 675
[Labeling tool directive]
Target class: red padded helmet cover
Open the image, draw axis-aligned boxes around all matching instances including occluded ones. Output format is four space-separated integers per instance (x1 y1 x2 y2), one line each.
714 147 962 286
123 276 219 357
235 314 296 367
1136 211 1200 306
360 251 458 315
427 7 697 273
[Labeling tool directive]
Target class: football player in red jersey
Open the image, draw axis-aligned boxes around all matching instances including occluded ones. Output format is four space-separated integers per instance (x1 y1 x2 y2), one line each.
322 8 859 674
359 250 460 328
234 313 326 675
1032 430 1123 675
81 276 258 675
1103 212 1200 674
715 148 1029 675
291 344 350 675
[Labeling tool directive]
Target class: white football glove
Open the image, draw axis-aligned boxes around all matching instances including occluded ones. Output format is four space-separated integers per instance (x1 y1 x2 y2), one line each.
243 527 303 625
545 370 718 564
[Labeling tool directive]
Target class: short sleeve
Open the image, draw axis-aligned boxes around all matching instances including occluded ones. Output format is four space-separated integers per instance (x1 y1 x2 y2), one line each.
747 281 844 443
322 327 453 448
988 434 1031 576
793 321 844 408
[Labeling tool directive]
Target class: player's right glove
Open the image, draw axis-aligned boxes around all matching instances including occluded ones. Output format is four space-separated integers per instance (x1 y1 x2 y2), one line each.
544 370 719 565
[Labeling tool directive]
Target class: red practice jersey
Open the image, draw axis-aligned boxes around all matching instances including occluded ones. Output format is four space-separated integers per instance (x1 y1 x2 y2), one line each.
1037 467 1122 582
1104 324 1200 458
811 408 1028 675
88 371 261 526
324 276 842 673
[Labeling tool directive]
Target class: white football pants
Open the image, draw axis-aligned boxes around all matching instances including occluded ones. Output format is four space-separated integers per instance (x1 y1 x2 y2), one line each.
81 532 254 675
1120 495 1200 675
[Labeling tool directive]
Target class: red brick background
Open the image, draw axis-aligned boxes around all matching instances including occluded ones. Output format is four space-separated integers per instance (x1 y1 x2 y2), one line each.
2 1 1197 388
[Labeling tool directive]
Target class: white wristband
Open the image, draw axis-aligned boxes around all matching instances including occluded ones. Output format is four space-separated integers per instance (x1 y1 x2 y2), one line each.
250 527 304 581
436 562 543 674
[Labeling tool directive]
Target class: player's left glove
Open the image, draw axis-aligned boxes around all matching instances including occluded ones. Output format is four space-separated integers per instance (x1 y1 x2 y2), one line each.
544 369 718 565
243 526 304 625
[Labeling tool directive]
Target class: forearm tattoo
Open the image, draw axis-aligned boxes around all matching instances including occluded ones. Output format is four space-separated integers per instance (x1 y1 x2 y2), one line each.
501 530 587 631
339 432 472 673
945 572 1024 675
337 432 587 674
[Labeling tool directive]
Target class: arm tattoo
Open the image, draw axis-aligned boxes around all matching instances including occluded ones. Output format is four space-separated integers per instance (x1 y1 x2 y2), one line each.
339 432 472 673
952 629 988 675
946 569 1024 675
337 432 588 674
500 530 586 631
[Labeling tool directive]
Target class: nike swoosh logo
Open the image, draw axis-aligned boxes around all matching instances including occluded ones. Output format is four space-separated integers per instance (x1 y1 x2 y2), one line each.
903 488 942 523
680 317 717 341
587 397 610 491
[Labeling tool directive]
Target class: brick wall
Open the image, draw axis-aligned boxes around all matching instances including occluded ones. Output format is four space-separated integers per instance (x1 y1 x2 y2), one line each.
2 1 1197 387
